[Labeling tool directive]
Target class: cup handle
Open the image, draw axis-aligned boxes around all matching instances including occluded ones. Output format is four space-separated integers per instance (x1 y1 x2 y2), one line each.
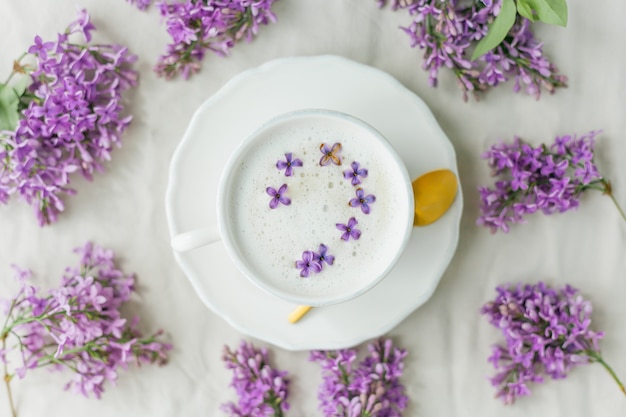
171 227 221 252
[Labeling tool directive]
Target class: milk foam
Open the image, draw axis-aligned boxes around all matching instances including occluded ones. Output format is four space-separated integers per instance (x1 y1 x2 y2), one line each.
224 114 411 303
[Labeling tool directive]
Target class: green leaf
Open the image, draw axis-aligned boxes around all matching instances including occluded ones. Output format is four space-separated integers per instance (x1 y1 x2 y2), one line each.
471 0 517 60
516 0 536 22
12 75 30 97
0 84 20 132
525 0 568 26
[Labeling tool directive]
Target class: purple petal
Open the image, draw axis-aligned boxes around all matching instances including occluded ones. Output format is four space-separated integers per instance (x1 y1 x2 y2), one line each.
278 184 288 194
357 168 368 177
347 217 358 228
343 170 353 179
351 177 361 186
285 152 293 162
302 251 314 262
276 160 288 169
309 261 323 273
269 198 279 209
341 232 350 241
361 204 371 214
355 188 365 199
279 196 291 205
364 194 376 204
324 254 335 265
349 198 360 208
336 223 348 232
351 229 362 240
291 159 303 167
300 268 311 278
266 187 277 196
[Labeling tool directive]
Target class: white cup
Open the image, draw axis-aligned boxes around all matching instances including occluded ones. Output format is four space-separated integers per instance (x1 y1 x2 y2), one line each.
171 109 414 306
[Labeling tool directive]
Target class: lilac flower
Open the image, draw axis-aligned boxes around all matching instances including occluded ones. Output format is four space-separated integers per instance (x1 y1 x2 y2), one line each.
222 341 290 417
0 242 171 415
0 10 138 225
154 0 279 79
482 282 625 403
310 338 408 417
349 188 376 214
276 152 303 177
343 161 368 186
266 184 291 209
295 251 323 278
314 244 335 267
319 142 342 166
379 0 567 100
477 131 626 233
336 217 361 241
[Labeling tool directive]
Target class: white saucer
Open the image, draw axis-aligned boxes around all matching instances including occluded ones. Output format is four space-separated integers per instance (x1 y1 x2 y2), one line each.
165 56 462 351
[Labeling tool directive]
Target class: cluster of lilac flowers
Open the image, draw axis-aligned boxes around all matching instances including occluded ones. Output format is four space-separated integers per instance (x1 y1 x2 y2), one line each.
296 244 334 278
154 0 279 79
481 282 624 403
0 242 171 416
377 0 567 100
221 340 290 417
476 130 625 233
0 10 138 225
310 338 408 417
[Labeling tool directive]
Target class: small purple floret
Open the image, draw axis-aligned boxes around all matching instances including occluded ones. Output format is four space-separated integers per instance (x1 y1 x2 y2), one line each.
276 152 303 177
295 251 323 278
313 244 334 266
319 143 342 166
336 217 361 241
343 161 368 186
349 188 376 214
481 282 616 404
266 184 291 209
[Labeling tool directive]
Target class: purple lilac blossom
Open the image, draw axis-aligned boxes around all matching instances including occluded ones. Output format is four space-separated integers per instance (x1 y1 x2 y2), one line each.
155 0 279 79
314 244 335 267
295 251 323 278
0 242 171 400
0 10 138 226
266 184 291 209
126 0 152 9
477 131 605 233
481 282 624 403
336 217 362 241
276 152 303 177
319 142 342 166
310 338 408 417
222 341 290 417
379 0 567 100
349 188 376 214
343 161 368 186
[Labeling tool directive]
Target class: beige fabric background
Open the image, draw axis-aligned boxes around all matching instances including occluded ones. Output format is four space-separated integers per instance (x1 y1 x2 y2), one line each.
1 0 625 416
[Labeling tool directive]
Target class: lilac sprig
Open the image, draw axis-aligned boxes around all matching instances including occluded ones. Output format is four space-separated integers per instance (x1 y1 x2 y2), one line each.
379 0 567 100
0 10 138 225
477 131 626 233
310 338 408 417
0 242 171 417
221 340 290 417
154 0 279 79
481 282 625 404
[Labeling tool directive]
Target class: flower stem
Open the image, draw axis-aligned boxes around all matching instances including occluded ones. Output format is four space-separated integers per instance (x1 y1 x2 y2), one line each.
2 336 17 417
587 350 626 395
600 179 626 223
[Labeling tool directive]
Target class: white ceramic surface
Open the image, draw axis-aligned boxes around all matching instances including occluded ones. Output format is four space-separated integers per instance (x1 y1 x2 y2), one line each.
165 55 463 351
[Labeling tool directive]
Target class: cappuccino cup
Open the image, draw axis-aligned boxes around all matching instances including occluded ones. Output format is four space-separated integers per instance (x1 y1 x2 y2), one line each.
171 109 414 306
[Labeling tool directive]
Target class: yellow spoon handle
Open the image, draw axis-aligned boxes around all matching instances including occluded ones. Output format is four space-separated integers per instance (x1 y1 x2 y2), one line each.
288 305 312 323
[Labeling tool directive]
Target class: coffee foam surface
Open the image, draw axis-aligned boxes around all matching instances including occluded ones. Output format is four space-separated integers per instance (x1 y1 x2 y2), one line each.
223 115 411 304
